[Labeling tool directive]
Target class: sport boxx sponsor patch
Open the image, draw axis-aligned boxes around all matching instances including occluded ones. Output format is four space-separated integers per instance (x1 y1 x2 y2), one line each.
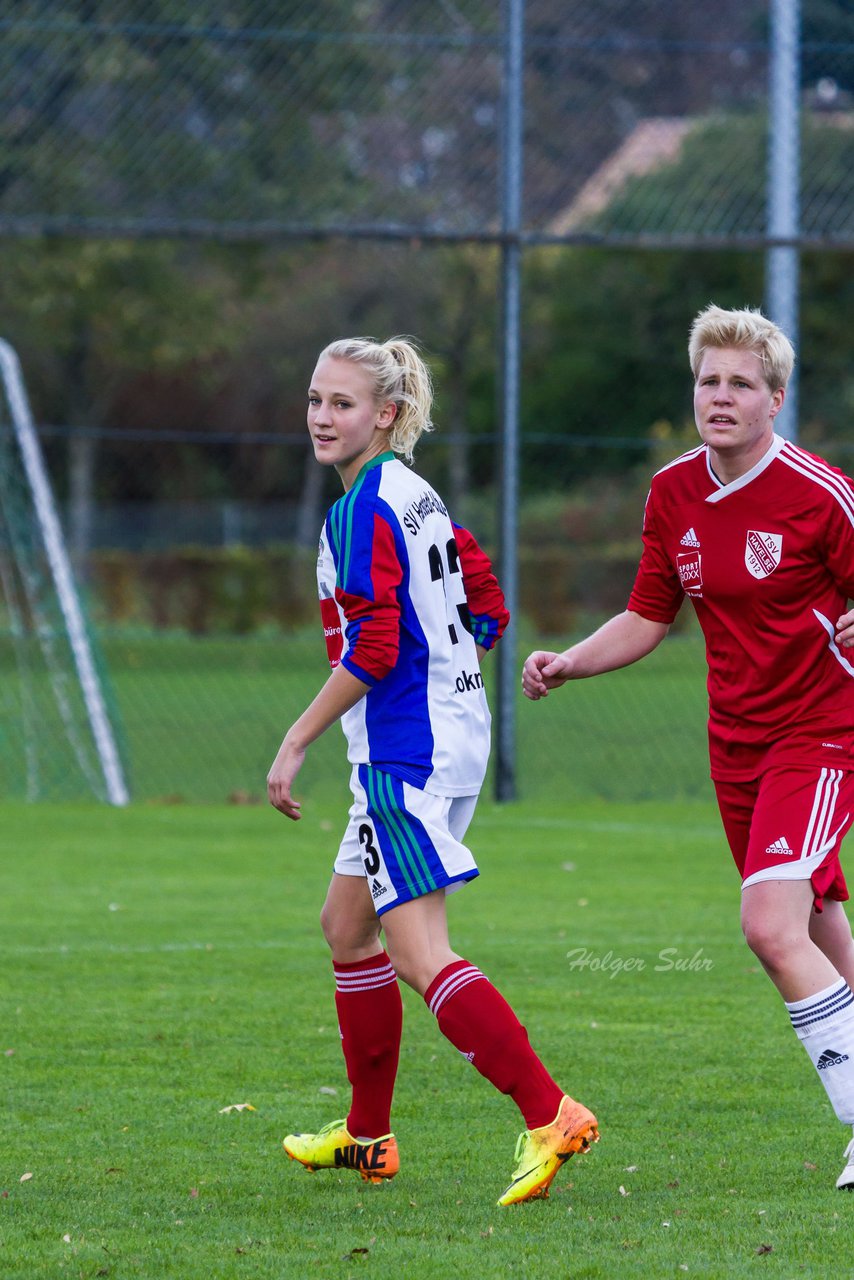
677 549 703 595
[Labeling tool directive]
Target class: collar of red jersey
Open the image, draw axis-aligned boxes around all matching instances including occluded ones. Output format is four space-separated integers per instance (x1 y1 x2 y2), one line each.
704 433 786 503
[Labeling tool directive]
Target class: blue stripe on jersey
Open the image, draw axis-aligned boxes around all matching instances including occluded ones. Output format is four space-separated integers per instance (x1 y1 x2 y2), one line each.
328 474 358 590
362 511 434 783
361 765 442 898
329 454 391 591
329 460 436 783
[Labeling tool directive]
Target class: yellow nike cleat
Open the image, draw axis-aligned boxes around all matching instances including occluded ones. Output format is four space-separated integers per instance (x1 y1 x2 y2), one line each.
283 1119 399 1184
498 1095 599 1206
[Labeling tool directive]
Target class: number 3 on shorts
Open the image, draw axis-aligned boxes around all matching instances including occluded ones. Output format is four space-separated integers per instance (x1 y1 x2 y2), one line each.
359 822 381 876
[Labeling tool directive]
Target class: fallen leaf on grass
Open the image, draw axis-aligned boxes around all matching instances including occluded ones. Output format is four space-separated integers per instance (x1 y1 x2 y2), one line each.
318 1086 337 1096
756 1244 773 1255
19 1173 32 1183
803 1161 817 1171
228 790 262 806
342 1247 369 1260
218 1103 256 1114
189 1188 199 1199
480 1226 493 1238
619 1186 629 1197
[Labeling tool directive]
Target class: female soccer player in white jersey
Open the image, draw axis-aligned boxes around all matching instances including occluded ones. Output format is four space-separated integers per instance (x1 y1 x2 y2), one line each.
523 304 854 1190
267 336 598 1205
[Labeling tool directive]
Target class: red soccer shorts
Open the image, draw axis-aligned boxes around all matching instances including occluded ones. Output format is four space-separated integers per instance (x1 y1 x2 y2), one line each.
715 764 854 911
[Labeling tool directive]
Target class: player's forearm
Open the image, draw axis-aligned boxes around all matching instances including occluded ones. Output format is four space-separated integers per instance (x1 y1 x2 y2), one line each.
561 610 669 677
286 664 371 750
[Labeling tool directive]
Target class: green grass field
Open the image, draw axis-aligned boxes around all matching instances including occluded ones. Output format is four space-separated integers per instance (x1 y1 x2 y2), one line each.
1 624 711 806
4 797 853 1279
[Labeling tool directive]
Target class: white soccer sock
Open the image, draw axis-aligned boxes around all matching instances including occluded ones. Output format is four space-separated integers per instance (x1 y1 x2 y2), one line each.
786 979 854 1124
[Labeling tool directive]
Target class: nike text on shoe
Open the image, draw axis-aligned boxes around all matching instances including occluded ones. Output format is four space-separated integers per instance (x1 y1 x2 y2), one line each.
283 1119 399 1184
837 1137 854 1190
497 1095 599 1206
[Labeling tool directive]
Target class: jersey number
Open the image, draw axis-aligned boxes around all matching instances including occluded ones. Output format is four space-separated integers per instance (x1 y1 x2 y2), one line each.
428 538 472 645
359 822 381 876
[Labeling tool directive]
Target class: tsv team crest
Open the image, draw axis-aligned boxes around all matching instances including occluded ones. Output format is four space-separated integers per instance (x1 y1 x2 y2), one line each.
745 530 782 579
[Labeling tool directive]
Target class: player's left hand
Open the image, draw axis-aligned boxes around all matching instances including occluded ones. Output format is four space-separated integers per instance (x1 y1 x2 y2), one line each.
267 735 305 820
835 607 854 650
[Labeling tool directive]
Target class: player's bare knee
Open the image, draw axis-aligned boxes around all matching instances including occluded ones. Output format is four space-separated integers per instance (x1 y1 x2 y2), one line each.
741 915 794 971
319 902 378 956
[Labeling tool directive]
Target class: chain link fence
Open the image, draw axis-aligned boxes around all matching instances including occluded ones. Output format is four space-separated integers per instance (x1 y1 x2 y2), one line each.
3 2 853 243
1 2 853 803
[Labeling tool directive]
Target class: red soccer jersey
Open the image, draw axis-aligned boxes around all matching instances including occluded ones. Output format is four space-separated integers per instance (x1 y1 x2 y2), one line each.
627 435 854 781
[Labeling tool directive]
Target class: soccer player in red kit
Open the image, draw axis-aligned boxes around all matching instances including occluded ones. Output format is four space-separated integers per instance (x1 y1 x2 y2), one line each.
522 304 854 1189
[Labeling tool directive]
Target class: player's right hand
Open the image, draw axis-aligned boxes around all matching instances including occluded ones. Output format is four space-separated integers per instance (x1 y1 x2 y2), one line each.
521 650 572 700
267 736 305 820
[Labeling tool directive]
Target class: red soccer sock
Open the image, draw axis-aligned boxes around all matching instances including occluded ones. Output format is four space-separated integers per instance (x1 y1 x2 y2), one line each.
334 952 403 1139
424 959 564 1131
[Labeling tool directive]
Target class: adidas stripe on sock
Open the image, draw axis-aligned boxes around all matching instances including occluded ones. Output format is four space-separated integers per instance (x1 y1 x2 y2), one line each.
787 978 854 1124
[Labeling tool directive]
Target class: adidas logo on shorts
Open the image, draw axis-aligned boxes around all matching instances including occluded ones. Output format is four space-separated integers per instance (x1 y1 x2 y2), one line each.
765 836 795 856
370 878 388 900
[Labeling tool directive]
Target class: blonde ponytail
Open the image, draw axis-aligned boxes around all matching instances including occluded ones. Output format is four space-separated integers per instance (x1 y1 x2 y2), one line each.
318 335 434 462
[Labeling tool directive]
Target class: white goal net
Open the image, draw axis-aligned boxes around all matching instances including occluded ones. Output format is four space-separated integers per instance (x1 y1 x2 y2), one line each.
0 339 129 804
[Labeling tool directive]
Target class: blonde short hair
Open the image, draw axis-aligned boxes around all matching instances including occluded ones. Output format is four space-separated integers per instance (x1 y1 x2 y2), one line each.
688 304 795 391
318 336 434 462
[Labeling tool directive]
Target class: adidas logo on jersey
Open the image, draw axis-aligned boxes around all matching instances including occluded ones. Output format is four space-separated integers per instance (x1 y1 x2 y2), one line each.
679 528 701 547
765 837 795 856
817 1048 850 1070
370 878 388 900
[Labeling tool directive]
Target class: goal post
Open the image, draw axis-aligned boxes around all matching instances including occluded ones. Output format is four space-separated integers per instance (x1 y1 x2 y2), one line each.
0 338 130 805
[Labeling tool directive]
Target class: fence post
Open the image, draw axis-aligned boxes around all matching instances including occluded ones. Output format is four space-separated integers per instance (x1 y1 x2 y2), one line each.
495 0 525 802
766 0 801 441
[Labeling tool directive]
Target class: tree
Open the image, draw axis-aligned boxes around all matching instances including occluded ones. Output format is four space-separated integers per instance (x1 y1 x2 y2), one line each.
0 236 254 565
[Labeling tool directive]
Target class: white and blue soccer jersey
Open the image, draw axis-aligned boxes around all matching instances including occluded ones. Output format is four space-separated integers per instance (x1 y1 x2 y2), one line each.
316 452 509 796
